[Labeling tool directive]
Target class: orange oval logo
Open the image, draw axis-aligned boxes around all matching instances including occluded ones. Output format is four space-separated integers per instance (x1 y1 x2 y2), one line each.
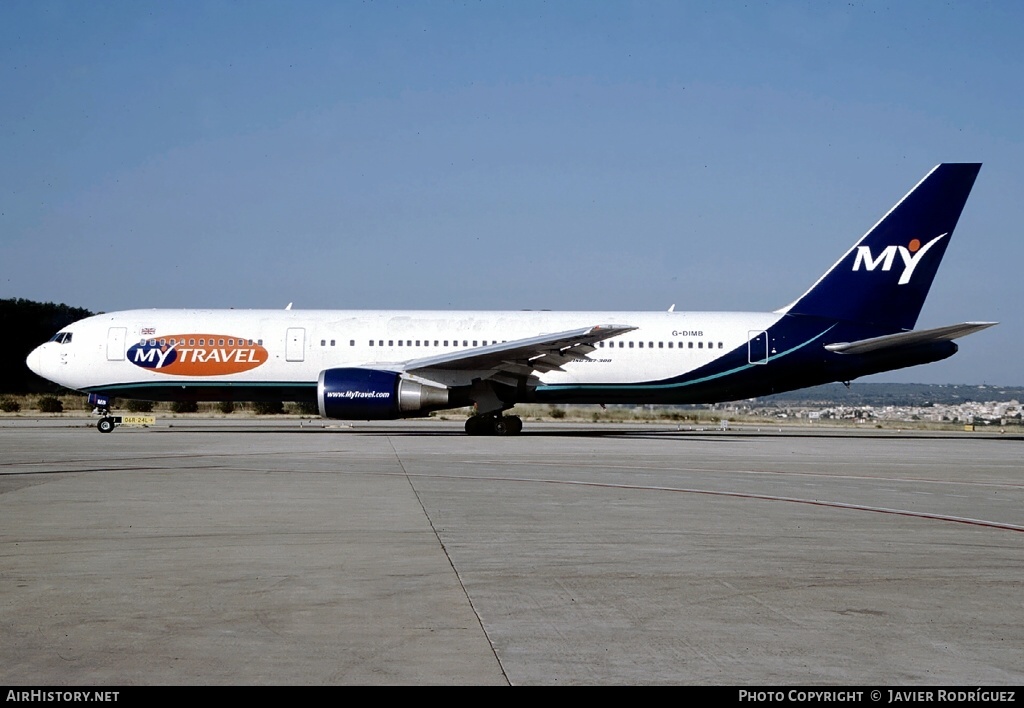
127 334 268 376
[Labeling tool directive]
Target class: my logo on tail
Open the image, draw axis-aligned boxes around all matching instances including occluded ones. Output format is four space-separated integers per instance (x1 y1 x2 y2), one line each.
851 233 947 285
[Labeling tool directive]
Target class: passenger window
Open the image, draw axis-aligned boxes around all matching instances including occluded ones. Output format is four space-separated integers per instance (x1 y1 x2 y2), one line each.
321 340 326 346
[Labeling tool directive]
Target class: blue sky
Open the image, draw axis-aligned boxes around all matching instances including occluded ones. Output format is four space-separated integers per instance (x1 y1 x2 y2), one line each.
2 1 1021 385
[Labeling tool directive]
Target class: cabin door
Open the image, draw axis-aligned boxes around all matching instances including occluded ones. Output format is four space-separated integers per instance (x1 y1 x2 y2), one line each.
748 330 768 365
106 327 127 361
285 328 306 362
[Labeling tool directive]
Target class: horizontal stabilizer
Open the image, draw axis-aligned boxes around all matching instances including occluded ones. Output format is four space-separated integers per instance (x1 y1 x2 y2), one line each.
824 322 997 355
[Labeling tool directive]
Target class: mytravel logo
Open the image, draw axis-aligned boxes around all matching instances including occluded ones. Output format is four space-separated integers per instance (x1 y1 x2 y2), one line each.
851 233 946 285
127 334 268 376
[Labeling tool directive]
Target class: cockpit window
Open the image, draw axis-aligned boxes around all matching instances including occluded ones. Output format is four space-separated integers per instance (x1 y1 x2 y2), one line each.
49 332 73 344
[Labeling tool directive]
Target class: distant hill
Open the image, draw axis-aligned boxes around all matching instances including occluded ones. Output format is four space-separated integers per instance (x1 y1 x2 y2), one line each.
751 383 1024 407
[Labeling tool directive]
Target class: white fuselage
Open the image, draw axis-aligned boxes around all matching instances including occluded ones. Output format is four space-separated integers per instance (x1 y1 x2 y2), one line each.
28 308 783 394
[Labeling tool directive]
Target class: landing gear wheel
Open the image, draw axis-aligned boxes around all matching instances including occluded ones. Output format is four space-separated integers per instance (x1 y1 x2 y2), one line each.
505 415 523 435
465 414 523 436
466 415 500 436
465 416 490 436
97 417 115 434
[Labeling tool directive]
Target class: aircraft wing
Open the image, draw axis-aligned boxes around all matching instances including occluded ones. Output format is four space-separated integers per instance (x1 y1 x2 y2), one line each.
824 322 997 355
392 324 636 387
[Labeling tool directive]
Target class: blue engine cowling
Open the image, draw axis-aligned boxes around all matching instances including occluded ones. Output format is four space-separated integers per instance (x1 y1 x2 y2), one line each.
317 368 450 420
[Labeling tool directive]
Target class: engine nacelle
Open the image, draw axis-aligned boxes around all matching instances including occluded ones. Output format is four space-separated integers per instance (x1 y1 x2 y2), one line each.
317 368 450 420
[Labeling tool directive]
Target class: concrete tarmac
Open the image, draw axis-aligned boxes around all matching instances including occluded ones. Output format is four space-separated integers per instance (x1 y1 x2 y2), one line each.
1 417 1022 685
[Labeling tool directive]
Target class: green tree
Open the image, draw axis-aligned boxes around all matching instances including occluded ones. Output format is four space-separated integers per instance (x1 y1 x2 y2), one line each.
37 396 63 413
1 298 93 393
253 401 284 415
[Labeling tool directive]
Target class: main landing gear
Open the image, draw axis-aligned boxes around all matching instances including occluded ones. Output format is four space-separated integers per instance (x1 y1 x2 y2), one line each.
465 414 523 436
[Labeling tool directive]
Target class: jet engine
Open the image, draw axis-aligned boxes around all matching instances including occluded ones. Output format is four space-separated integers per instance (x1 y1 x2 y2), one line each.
317 368 449 419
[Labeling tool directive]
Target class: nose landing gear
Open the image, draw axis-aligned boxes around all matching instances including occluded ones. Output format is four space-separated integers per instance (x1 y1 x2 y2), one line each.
88 394 156 433
87 394 117 433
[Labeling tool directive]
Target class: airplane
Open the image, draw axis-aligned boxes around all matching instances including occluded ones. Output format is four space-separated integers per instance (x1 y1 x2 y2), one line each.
26 163 996 435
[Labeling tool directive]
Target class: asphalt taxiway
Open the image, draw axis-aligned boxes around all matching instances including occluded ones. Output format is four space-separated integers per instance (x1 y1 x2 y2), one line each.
1 417 1022 685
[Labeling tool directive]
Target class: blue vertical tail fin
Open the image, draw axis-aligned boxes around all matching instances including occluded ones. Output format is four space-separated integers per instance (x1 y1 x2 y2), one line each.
782 163 981 331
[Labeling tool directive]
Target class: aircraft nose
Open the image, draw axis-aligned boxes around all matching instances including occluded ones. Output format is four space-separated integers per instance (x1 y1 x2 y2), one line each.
26 344 46 378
